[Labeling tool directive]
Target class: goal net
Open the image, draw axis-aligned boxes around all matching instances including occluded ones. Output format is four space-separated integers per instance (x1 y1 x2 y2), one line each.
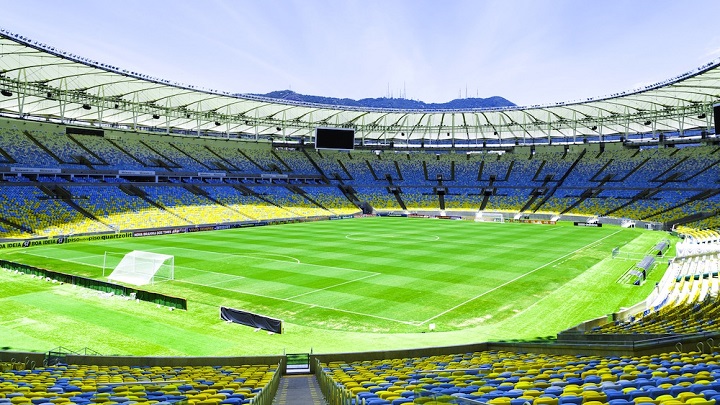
103 250 174 286
475 212 505 223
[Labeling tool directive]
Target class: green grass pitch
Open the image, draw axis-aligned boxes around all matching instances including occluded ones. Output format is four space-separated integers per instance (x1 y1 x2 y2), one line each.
0 217 674 356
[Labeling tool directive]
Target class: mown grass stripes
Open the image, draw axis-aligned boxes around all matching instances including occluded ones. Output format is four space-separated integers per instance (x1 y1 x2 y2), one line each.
0 217 673 355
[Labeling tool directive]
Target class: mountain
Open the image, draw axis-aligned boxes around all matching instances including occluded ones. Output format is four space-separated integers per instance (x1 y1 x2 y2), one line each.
245 90 516 110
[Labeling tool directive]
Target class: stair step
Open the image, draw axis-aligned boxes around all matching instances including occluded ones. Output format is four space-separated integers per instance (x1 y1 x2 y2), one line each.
272 375 325 405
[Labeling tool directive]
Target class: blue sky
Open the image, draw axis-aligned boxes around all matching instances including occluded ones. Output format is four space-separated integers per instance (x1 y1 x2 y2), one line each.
2 0 720 106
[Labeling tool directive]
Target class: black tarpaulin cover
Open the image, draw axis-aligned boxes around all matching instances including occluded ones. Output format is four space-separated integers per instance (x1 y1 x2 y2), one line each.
220 306 283 334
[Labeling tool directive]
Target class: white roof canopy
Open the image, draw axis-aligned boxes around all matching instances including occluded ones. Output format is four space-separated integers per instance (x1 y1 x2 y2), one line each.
1 29 719 143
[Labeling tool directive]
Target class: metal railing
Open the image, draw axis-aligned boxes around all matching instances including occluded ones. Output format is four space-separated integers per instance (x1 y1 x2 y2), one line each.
555 330 720 349
250 360 285 405
314 359 353 405
415 389 495 404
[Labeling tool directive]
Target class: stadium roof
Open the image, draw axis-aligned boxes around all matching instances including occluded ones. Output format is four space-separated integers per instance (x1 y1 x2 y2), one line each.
1 29 719 144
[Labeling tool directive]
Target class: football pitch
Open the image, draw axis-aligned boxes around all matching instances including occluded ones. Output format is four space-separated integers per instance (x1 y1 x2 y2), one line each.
0 217 674 356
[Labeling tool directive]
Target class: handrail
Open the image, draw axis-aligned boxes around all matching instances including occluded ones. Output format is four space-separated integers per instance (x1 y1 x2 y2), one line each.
249 360 284 405
555 331 720 348
314 358 352 405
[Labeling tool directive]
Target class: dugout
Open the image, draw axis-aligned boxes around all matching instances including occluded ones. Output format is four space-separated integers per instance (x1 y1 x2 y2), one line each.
633 255 656 284
653 239 670 256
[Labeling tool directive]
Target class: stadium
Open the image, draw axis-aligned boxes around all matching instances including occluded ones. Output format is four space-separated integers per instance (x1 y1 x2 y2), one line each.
1 10 720 405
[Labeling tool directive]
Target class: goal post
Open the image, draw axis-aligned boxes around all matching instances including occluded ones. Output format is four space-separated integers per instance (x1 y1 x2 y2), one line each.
103 250 174 286
475 212 505 223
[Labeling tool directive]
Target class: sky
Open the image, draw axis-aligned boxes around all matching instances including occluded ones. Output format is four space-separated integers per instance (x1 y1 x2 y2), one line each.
2 0 720 107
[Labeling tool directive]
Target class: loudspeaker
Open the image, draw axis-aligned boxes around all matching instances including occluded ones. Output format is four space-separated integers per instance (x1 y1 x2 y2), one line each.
714 104 720 134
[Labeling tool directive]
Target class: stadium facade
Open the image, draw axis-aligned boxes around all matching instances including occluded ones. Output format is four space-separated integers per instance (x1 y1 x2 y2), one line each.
2 27 720 405
0 28 719 147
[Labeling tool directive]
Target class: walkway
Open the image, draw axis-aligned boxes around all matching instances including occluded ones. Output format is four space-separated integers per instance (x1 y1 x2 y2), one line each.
272 375 325 405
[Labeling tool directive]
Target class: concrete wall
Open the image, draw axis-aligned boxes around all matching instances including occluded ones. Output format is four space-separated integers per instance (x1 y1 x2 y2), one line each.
0 351 45 369
5 331 718 373
310 343 489 373
64 354 284 367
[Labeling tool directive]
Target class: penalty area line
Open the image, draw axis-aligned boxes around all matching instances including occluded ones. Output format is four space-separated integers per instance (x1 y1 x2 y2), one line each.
173 278 419 326
17 250 106 268
11 248 419 325
144 246 302 264
286 273 381 300
15 250 237 284
146 245 379 277
418 229 624 326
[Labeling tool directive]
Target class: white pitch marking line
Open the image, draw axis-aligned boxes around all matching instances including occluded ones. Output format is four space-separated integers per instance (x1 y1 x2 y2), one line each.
15 250 233 281
202 276 245 286
174 278 417 325
147 245 380 276
286 273 381 300
17 251 105 267
418 229 624 325
141 246 301 264
13 248 417 325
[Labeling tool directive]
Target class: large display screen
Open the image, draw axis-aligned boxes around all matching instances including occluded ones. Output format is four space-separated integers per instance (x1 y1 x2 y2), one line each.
315 127 355 150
